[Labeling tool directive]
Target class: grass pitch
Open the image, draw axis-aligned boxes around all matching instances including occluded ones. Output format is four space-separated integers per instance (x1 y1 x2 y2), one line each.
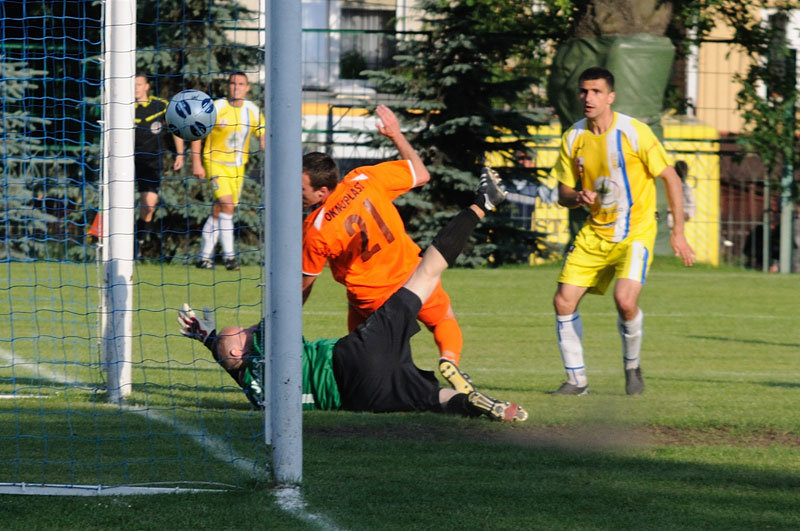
1 258 798 529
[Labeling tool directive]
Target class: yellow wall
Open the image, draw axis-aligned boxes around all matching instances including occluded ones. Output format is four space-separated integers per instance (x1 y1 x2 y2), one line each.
696 21 751 134
662 116 720 265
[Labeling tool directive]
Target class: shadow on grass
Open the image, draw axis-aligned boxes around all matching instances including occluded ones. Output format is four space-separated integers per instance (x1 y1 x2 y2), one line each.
301 413 800 529
688 334 800 349
763 381 800 389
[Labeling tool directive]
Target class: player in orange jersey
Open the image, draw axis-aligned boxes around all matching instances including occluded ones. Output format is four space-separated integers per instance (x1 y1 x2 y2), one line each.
301 105 471 392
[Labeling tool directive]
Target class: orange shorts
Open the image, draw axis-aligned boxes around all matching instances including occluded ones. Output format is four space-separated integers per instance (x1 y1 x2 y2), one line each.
347 280 451 332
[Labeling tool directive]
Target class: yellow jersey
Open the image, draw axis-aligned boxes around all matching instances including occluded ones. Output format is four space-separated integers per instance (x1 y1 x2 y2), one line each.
202 99 264 168
551 112 671 242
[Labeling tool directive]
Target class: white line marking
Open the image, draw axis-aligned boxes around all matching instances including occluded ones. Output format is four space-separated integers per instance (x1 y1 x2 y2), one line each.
0 346 338 528
304 309 796 320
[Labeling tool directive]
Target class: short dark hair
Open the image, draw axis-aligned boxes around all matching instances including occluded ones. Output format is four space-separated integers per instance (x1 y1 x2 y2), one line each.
303 152 339 191
579 66 614 91
135 72 150 81
229 71 249 82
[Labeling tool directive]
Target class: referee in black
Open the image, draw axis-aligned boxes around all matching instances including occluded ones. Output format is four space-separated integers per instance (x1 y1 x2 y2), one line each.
134 72 185 258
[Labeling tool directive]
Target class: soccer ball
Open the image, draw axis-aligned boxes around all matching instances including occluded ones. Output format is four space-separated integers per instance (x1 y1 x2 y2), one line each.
165 89 217 141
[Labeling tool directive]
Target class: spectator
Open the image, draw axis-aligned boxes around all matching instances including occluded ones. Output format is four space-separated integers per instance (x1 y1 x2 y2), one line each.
667 160 696 228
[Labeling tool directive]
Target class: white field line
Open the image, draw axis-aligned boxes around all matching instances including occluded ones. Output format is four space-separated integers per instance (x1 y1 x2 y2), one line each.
304 309 796 320
0 346 339 529
0 345 264 478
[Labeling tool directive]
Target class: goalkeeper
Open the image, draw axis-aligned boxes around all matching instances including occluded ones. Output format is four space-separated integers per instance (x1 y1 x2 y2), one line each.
178 168 527 422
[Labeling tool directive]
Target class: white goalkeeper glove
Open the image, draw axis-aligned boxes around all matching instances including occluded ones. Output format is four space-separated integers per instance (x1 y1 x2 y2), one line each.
177 303 217 352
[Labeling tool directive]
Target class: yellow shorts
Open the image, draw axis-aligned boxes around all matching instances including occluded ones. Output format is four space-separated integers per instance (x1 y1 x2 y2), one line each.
205 162 246 204
558 225 655 295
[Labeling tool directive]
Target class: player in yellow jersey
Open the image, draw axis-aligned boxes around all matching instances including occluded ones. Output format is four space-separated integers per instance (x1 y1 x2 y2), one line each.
191 71 265 271
549 66 695 396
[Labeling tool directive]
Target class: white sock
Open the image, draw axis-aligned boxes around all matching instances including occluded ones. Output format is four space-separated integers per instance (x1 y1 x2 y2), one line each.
618 309 643 370
218 212 235 259
556 312 587 387
199 215 218 259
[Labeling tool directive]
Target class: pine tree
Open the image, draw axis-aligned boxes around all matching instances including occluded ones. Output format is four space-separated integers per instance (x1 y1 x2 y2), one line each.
0 57 54 260
136 0 262 96
366 0 567 265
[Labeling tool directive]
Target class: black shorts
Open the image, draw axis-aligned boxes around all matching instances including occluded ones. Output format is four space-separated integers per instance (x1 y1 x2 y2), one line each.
135 160 162 194
332 288 442 413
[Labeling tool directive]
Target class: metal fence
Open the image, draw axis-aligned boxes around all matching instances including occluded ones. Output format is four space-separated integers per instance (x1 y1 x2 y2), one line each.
300 7 799 272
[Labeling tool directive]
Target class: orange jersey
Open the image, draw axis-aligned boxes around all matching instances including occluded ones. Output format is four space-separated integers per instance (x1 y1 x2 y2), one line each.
302 160 423 306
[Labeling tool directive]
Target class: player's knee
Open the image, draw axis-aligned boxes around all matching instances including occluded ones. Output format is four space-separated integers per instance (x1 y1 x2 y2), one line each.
553 292 573 314
614 296 638 318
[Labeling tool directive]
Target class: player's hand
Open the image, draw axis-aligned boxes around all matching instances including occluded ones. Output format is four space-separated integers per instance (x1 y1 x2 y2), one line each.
375 105 401 140
177 303 216 343
670 233 696 267
172 154 185 172
193 165 206 180
576 189 596 207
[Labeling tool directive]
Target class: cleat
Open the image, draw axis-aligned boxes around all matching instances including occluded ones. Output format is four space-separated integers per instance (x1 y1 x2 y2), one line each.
550 382 589 396
475 166 507 211
625 367 644 395
224 257 240 271
467 390 528 422
439 359 474 394
195 258 214 269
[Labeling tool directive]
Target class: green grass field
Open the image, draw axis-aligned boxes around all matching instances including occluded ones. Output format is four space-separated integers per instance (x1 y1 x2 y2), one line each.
1 259 799 529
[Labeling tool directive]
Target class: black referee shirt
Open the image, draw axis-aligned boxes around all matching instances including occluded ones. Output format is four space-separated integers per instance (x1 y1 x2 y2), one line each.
135 96 170 165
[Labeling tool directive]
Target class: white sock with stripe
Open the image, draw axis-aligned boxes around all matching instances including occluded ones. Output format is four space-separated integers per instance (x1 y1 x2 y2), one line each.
199 215 218 260
556 312 587 387
218 212 235 259
618 309 643 370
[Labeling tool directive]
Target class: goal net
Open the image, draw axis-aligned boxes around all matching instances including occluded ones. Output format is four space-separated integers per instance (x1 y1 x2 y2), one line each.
0 0 411 494
0 0 271 494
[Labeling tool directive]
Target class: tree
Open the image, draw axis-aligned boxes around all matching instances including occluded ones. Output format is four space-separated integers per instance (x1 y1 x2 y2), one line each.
723 3 799 272
0 58 56 260
367 0 568 265
136 0 262 96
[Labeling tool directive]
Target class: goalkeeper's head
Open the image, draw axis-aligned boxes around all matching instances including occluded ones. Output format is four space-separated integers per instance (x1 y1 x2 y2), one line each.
214 325 259 385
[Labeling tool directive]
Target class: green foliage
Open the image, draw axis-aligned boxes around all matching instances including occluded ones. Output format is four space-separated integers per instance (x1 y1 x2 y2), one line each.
366 0 567 265
340 50 368 80
726 5 799 180
0 57 59 261
142 158 264 266
136 0 263 97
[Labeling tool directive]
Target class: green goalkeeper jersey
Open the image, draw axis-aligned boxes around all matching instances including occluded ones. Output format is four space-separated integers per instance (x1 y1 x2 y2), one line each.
301 337 342 411
250 321 342 411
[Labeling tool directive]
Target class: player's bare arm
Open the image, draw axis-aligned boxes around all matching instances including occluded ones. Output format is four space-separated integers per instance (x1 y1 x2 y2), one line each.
190 139 205 179
172 135 185 171
659 166 696 267
557 182 596 209
375 104 430 186
302 274 316 304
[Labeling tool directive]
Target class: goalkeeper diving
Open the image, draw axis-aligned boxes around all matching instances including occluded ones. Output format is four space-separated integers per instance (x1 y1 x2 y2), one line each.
178 168 527 422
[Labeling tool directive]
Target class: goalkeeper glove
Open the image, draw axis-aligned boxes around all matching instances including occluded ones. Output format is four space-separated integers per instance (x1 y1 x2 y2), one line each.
177 303 217 353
